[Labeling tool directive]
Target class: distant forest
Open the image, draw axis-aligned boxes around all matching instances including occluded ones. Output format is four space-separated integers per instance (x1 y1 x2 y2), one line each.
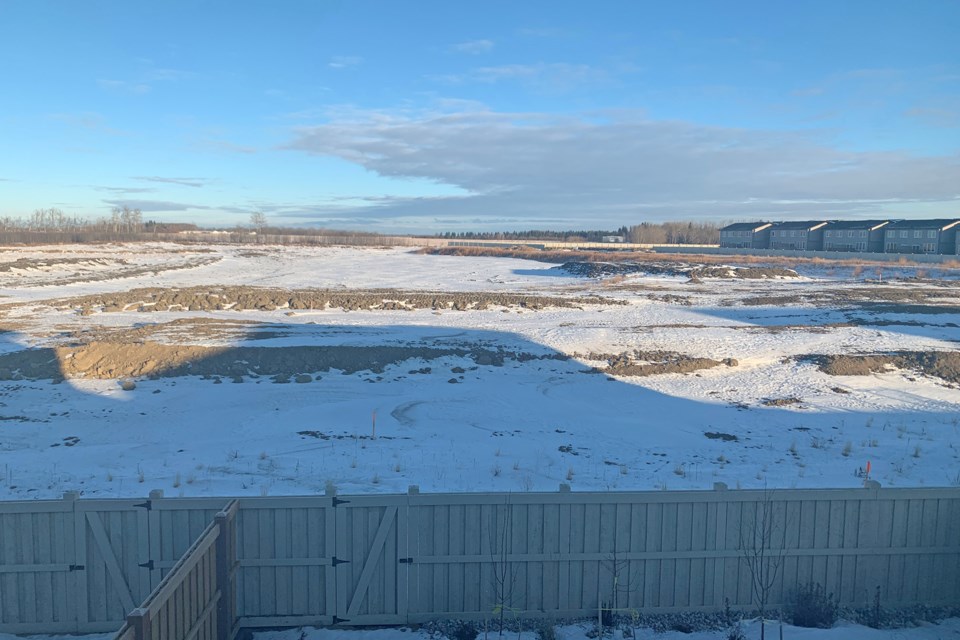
438 222 720 244
0 207 719 245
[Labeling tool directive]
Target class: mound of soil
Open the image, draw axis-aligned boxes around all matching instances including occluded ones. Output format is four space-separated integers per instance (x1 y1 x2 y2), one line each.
0 341 567 381
802 351 960 384
0 257 126 272
561 261 797 280
584 350 738 377
53 286 620 314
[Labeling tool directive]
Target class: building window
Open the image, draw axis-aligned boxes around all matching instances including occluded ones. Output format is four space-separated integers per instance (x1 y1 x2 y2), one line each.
847 230 854 238
928 230 937 239
914 230 922 238
900 230 908 238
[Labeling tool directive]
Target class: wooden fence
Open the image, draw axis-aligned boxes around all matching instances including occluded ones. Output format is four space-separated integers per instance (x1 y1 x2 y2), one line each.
1 485 958 635
113 500 238 640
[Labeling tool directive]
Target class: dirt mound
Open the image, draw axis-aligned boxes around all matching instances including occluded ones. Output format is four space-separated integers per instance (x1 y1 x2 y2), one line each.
802 351 960 384
582 350 737 377
0 341 567 381
738 287 960 308
561 261 797 280
52 286 620 314
0 257 126 272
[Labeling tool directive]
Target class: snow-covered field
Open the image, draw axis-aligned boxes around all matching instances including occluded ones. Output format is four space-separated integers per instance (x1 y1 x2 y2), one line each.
0 242 958 500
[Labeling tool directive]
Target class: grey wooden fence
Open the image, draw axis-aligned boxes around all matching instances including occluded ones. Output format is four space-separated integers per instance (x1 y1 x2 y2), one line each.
1 485 958 635
114 500 238 640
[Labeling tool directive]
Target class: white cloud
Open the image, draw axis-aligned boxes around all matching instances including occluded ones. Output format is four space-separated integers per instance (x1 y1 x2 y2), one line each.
96 79 151 95
102 199 210 212
328 56 363 69
452 39 494 54
132 176 211 188
281 107 960 225
431 63 610 91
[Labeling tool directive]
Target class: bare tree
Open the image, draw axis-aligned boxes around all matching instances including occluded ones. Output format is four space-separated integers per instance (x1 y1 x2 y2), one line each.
250 210 267 233
489 495 520 638
740 491 787 640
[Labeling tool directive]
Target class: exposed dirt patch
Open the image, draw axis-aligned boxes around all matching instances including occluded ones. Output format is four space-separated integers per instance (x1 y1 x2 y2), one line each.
54 317 287 344
48 286 621 314
561 261 798 280
0 255 220 287
0 341 568 381
761 397 803 407
704 431 738 442
0 257 127 272
581 350 738 377
802 351 960 384
738 287 960 309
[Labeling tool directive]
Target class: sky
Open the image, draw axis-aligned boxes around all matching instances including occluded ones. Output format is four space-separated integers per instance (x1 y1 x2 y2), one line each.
0 0 958 233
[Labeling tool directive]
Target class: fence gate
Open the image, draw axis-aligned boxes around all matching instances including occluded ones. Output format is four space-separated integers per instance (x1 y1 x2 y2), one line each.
234 496 339 627
332 495 407 625
74 498 152 632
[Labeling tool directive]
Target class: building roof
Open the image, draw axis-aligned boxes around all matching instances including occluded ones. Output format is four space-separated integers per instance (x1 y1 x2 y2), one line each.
885 219 960 231
721 222 772 232
824 220 890 231
771 221 830 231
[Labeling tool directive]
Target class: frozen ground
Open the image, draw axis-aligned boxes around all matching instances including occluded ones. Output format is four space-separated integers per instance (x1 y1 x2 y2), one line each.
0 243 958 500
5 616 960 639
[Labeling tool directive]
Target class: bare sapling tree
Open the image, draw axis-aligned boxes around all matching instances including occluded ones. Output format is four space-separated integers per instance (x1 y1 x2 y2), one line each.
489 494 520 638
740 490 787 640
600 548 643 637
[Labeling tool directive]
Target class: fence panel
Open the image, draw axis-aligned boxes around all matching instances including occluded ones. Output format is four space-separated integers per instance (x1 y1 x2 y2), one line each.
0 495 78 634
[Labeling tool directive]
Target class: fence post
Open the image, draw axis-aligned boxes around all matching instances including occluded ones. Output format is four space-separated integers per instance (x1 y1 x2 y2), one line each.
215 506 237 640
127 607 151 640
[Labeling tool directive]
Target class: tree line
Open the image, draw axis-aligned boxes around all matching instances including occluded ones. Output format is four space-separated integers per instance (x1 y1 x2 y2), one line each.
0 208 720 245
437 222 720 244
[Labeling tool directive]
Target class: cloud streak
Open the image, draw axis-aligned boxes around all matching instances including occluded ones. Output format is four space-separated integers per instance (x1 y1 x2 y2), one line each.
97 78 151 95
132 176 211 188
102 199 211 212
452 39 494 54
282 107 960 225
328 56 363 69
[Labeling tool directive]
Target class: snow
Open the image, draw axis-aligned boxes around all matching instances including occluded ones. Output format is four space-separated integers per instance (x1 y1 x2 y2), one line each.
5 617 960 640
0 243 958 500
244 618 960 640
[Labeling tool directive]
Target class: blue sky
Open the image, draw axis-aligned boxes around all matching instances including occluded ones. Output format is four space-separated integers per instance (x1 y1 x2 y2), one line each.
1 1 958 232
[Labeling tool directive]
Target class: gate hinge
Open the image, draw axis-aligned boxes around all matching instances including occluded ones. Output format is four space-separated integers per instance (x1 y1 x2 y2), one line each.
69 564 85 571
332 497 350 507
134 500 152 511
331 556 350 566
399 557 414 564
332 616 351 625
139 560 154 570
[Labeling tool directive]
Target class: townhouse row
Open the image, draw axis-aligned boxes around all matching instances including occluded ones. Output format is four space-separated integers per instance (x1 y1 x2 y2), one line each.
719 219 960 255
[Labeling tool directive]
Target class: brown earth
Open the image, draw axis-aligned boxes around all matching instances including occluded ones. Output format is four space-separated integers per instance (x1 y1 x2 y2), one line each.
0 255 220 287
0 341 569 382
50 286 621 314
802 351 960 384
0 257 127 272
582 350 738 377
738 286 960 308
